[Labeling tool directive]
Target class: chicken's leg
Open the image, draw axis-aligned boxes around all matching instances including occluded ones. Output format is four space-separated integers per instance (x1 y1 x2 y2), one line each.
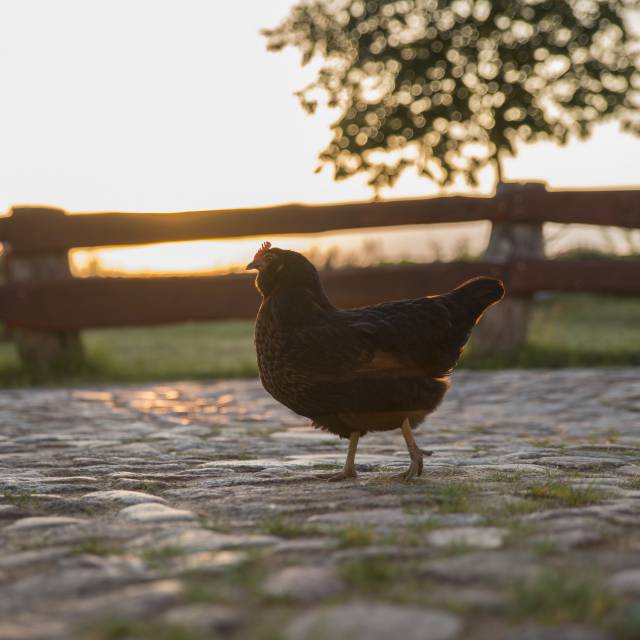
394 418 431 481
317 431 359 482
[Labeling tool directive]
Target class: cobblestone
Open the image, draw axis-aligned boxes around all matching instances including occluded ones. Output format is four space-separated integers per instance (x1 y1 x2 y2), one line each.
0 369 639 639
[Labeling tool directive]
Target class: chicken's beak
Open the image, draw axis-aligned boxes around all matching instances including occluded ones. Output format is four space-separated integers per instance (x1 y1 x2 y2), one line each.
246 259 261 271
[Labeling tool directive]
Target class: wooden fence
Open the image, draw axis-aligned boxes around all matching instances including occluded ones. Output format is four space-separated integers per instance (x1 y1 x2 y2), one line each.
0 181 638 369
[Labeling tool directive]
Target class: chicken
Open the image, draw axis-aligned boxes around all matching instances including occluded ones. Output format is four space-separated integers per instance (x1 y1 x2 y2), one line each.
247 242 504 481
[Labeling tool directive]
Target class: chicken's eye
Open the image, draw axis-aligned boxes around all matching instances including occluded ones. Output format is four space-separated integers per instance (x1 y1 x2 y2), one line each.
265 254 285 273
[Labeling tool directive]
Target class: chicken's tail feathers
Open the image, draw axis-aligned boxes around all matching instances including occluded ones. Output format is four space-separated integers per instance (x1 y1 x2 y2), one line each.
446 276 505 324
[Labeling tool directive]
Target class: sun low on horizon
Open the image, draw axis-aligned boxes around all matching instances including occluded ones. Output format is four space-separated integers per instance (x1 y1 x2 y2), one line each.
2 0 640 274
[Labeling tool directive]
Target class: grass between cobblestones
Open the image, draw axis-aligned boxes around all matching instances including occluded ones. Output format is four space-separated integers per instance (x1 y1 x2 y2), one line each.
510 571 613 625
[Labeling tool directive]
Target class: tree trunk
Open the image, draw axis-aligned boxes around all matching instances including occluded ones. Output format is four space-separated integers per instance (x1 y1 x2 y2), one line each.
471 181 546 355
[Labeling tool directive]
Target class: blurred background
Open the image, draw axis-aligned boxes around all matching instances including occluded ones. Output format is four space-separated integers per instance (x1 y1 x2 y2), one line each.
0 0 639 384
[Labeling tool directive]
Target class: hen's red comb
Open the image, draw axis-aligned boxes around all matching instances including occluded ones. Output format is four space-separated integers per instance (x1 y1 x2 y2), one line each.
253 241 272 261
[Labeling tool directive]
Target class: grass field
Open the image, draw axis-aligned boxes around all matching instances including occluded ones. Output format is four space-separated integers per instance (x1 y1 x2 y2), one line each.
0 293 639 386
466 293 640 369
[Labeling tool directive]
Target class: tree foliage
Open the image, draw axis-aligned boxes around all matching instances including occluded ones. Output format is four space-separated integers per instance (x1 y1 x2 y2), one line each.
264 0 640 189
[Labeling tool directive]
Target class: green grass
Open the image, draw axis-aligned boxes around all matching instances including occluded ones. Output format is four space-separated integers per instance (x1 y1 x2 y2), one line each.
611 605 640 640
625 478 640 490
337 526 375 547
523 482 609 508
2 293 640 386
511 571 613 625
257 516 321 539
83 620 204 640
73 538 121 556
479 480 609 525
141 546 185 569
463 294 640 369
339 556 397 592
480 497 547 524
2 489 38 508
484 470 527 483
0 320 256 386
416 479 475 513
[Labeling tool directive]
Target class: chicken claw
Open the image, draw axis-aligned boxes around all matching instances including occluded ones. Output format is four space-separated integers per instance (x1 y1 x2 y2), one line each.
317 469 358 482
316 431 360 482
393 418 429 482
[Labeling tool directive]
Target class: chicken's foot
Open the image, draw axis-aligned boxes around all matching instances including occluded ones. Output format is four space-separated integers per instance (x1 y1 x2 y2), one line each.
393 418 430 482
316 431 359 482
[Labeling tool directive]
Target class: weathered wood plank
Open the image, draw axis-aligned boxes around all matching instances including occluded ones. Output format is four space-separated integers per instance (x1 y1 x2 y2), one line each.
0 185 638 254
0 198 496 254
529 190 640 228
509 258 640 295
0 274 261 330
0 260 637 331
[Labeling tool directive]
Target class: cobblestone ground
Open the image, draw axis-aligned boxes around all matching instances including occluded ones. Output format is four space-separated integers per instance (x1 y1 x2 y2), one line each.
1 369 640 640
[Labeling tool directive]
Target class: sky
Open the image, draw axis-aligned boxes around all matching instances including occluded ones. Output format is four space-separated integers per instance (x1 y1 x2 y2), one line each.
1 0 639 273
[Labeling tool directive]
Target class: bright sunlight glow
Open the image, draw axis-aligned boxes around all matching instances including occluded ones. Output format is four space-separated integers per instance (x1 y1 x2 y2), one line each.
1 1 639 273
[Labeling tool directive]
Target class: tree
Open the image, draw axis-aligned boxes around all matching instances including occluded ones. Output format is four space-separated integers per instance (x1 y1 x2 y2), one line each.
265 1 640 352
264 0 640 189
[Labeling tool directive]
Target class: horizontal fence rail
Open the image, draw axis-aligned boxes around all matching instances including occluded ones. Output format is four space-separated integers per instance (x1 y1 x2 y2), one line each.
1 259 638 331
1 184 639 255
0 181 638 368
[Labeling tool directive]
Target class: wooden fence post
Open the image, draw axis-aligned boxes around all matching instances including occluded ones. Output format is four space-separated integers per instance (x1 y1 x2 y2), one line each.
471 182 546 354
4 207 85 372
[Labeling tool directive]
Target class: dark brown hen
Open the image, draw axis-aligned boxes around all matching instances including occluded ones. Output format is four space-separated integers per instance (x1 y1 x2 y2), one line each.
248 243 504 481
